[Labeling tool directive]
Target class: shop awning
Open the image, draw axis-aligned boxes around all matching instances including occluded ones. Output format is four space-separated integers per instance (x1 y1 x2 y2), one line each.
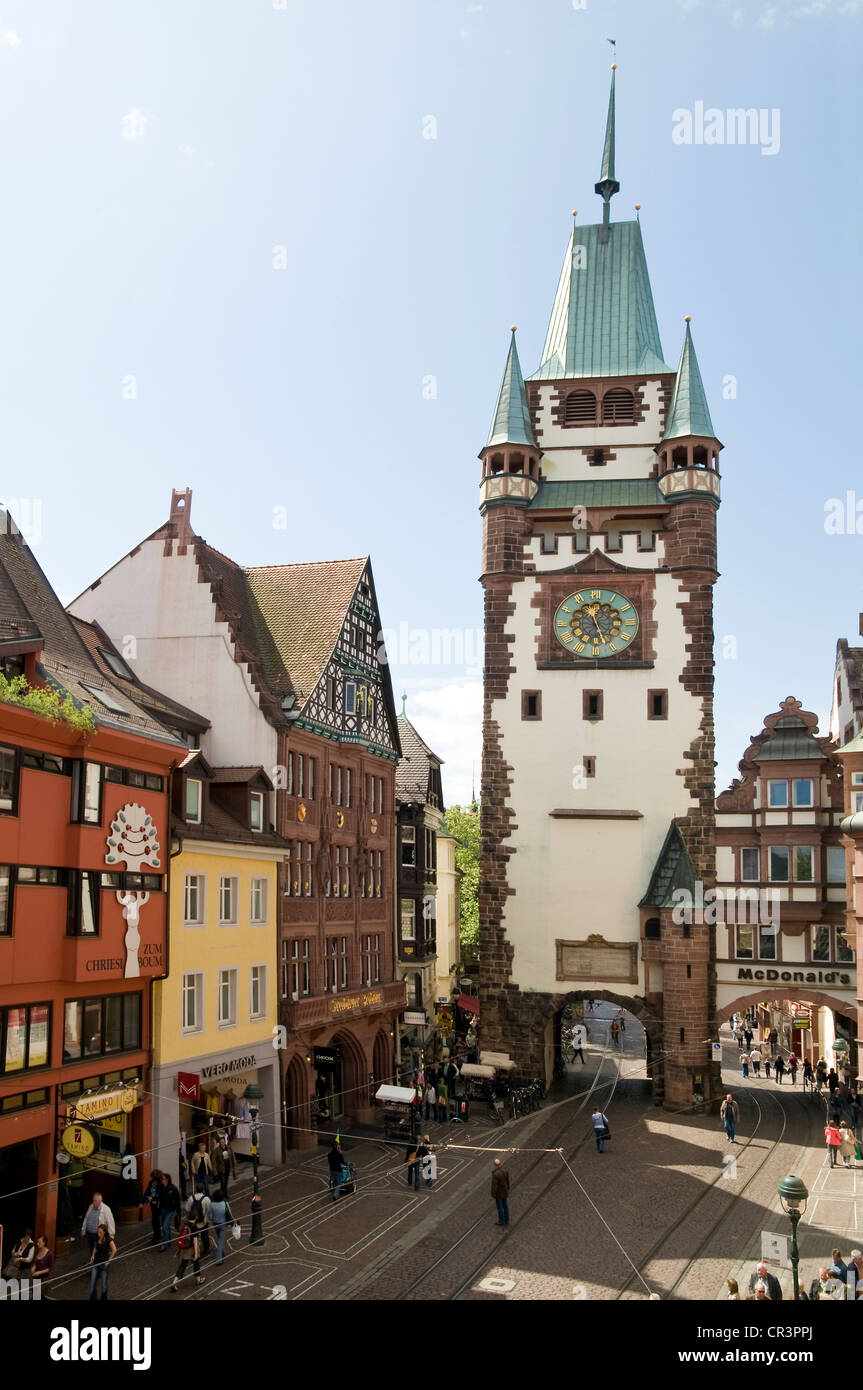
480 1051 515 1070
457 993 480 1015
375 1085 417 1104
459 1063 495 1080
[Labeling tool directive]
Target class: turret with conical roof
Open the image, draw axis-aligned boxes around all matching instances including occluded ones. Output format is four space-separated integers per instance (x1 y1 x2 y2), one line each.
656 317 722 503
479 327 540 514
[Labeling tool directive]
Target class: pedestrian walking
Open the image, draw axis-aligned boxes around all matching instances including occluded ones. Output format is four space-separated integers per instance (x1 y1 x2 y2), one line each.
210 1135 237 1196
788 1055 799 1086
750 1048 762 1078
208 1189 234 1265
190 1140 214 1197
735 1027 744 1050
809 1267 843 1301
802 1058 813 1092
764 1058 772 1080
828 1068 839 1096
4 1230 34 1280
720 1094 739 1143
141 1170 163 1245
740 1052 750 1079
80 1193 115 1255
829 1248 848 1284
747 1261 782 1301
726 1277 741 1300
31 1235 54 1286
171 1207 205 1290
617 1010 626 1033
591 1105 611 1153
327 1140 346 1200
158 1172 181 1250
185 1189 211 1254
839 1122 857 1168
825 1121 842 1168
774 1055 785 1085
421 1138 437 1187
849 1086 860 1134
815 1059 827 1092
405 1137 429 1191
609 1019 620 1048
88 1225 116 1301
744 1029 753 1049
830 1090 844 1124
491 1158 510 1225
424 1083 436 1122
436 1079 448 1123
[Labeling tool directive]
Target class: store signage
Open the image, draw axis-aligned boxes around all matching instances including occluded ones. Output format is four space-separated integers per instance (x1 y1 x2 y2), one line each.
404 1011 427 1025
314 1047 340 1072
329 989 383 1018
200 1056 256 1080
67 1087 138 1122
178 1072 200 1101
62 1123 97 1158
728 967 852 987
793 1018 811 1029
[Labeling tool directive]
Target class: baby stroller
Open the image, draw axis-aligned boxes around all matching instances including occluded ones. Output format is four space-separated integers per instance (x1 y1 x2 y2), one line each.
330 1160 358 1197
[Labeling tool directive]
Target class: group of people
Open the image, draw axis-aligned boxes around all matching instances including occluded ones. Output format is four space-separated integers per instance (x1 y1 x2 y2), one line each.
413 1058 463 1124
3 1229 54 1287
726 1250 863 1301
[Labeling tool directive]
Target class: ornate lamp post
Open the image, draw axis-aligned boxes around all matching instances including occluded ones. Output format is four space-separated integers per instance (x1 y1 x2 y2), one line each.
777 1174 809 1300
243 1081 265 1245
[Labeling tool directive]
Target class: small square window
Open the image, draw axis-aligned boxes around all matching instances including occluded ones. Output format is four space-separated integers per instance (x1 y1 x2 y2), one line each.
852 772 863 787
583 690 603 721
522 690 542 721
583 755 596 778
792 779 813 807
647 690 667 720
768 781 788 808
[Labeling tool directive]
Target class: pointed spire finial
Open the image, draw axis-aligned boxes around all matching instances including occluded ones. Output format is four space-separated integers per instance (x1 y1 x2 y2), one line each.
400 692 407 717
484 329 537 451
595 63 620 228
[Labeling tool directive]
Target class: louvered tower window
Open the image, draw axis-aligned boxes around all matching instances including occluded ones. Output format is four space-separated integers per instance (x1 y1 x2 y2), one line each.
601 388 635 423
563 390 596 424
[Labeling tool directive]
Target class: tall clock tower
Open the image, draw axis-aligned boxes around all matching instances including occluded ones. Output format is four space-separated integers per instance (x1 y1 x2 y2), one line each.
478 69 722 1107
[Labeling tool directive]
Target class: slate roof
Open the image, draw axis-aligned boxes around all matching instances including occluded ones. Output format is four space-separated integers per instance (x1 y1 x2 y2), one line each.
528 479 665 510
486 331 537 450
529 219 672 381
639 823 697 910
209 765 272 786
754 724 827 761
0 514 185 748
70 616 209 734
172 802 287 849
395 715 442 803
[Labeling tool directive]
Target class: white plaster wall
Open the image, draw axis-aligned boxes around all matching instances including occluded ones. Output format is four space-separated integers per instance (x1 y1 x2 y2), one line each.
782 933 806 964
69 540 278 770
530 533 662 573
716 846 735 880
496 569 702 994
718 814 753 829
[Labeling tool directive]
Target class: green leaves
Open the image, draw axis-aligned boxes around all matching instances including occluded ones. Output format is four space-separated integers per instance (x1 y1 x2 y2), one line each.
0 672 96 733
441 803 479 953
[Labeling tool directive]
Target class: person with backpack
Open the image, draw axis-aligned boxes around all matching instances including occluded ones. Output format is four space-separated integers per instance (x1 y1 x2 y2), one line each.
170 1204 206 1290
208 1188 234 1265
158 1171 181 1251
185 1188 211 1255
591 1105 611 1153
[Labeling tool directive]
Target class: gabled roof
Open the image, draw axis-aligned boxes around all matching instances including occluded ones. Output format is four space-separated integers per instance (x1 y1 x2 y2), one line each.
485 330 537 451
662 319 718 444
639 822 697 910
172 803 288 849
209 765 273 788
395 715 443 803
529 219 672 381
0 514 185 749
70 616 210 734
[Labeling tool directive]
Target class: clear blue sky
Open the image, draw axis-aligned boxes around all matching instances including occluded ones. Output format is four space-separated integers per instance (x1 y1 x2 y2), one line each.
0 0 860 804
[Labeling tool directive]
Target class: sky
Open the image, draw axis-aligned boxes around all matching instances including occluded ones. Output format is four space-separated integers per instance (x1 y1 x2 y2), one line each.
0 0 860 806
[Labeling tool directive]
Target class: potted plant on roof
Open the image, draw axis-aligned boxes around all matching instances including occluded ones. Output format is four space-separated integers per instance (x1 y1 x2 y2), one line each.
116 1145 143 1225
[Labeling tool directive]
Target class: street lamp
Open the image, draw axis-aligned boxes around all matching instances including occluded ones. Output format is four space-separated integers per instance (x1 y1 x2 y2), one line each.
777 1174 809 1301
243 1082 265 1245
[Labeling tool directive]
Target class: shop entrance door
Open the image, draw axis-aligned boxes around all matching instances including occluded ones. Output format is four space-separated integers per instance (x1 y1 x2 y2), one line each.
0 1140 38 1256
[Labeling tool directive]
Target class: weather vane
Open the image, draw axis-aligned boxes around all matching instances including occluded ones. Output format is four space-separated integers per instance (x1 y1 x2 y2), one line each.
607 37 616 55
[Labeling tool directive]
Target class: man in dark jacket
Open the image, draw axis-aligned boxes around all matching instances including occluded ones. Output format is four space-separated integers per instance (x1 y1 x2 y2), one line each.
491 1158 510 1226
747 1261 782 1300
158 1173 181 1251
211 1135 238 1195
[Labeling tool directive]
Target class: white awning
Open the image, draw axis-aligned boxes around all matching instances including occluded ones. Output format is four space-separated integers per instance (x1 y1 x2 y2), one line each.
459 1063 495 1079
375 1085 416 1104
480 1051 516 1070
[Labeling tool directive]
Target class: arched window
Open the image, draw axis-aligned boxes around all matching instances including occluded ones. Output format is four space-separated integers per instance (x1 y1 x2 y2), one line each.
644 918 661 940
601 388 636 423
563 390 596 425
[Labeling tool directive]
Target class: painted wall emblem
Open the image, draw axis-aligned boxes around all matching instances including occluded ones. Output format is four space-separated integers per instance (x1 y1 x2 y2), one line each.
106 803 160 979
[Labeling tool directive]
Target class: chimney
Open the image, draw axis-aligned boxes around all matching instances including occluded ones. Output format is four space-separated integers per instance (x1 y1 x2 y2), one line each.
166 488 193 557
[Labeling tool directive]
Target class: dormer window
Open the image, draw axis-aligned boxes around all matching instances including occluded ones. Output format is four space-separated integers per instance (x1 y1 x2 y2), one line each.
601 388 635 423
250 790 264 832
185 777 202 824
563 390 596 424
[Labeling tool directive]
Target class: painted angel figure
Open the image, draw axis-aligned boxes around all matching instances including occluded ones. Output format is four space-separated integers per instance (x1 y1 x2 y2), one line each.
117 890 150 978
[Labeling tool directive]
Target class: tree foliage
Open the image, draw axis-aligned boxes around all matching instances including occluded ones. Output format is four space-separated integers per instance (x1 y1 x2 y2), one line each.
0 672 96 733
441 802 479 955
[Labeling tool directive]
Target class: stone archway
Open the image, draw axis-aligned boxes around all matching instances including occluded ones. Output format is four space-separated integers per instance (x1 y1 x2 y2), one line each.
716 989 857 1030
330 1029 370 1123
285 1052 313 1150
546 988 665 1103
373 1030 391 1090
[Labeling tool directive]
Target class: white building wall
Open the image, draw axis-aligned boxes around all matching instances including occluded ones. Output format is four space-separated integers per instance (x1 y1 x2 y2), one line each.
69 539 278 770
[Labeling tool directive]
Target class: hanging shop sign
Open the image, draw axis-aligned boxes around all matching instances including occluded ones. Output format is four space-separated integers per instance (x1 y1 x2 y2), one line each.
62 1123 97 1159
67 1086 139 1123
178 1072 200 1101
314 1047 340 1073
404 1011 427 1025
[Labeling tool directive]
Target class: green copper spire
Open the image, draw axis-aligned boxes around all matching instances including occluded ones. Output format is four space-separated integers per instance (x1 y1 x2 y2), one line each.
595 65 620 228
486 328 537 449
662 318 718 442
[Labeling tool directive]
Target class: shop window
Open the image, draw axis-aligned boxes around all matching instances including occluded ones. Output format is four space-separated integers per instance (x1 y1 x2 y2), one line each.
218 875 239 926
66 870 100 936
250 790 264 832
0 1002 50 1074
583 690 603 721
827 846 846 882
768 780 788 808
0 745 18 813
522 690 542 720
793 846 814 882
0 864 11 935
768 847 789 882
250 876 268 924
401 825 416 867
740 848 759 882
647 690 668 720
184 873 205 926
182 974 204 1033
218 969 238 1027
792 778 813 808
0 1088 49 1113
71 761 103 825
250 965 267 1021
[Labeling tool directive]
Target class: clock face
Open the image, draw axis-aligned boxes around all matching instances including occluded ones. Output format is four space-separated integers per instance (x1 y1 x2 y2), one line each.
553 587 639 658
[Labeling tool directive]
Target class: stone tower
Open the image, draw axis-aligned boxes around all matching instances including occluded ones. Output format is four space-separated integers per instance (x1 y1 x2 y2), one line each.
478 68 723 1107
